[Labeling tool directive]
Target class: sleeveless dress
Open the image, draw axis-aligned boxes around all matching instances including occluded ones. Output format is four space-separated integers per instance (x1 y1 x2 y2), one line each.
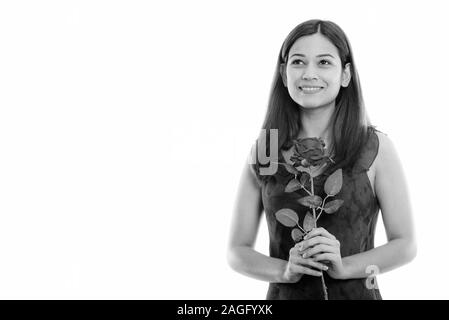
249 126 383 300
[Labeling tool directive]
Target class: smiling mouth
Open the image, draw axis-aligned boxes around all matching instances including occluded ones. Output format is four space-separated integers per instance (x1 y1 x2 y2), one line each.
299 86 324 93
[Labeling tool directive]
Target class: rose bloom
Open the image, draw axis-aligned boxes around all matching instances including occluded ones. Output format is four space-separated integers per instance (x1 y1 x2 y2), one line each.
290 137 328 167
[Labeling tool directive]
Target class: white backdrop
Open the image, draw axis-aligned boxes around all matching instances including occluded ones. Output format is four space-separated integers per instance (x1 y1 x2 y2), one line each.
0 0 447 299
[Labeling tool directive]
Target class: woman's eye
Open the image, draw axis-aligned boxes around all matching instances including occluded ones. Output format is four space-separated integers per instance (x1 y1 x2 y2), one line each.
291 59 304 65
291 59 330 65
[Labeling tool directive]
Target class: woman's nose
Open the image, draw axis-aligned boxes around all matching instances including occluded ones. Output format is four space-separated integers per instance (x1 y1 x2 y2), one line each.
302 65 318 80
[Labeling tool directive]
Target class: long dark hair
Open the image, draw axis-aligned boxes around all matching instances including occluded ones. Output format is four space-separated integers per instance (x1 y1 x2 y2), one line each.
255 19 374 180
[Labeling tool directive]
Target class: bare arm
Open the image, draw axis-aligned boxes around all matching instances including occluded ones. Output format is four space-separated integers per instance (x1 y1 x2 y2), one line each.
341 132 418 279
226 161 290 283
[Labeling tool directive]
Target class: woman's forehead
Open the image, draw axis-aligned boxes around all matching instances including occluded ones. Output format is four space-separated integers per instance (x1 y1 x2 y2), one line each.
288 33 339 59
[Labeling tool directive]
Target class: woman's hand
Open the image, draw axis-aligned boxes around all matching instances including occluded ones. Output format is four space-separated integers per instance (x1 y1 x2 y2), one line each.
282 241 329 283
300 227 348 280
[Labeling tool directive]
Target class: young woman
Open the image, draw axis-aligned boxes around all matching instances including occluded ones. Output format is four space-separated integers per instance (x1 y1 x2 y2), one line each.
227 19 417 300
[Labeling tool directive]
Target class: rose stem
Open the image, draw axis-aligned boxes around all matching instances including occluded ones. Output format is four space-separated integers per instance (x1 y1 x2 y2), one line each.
296 223 306 234
316 195 331 221
309 168 329 300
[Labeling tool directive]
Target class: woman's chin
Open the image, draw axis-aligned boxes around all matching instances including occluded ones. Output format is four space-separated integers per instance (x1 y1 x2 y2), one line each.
295 99 336 111
297 102 325 110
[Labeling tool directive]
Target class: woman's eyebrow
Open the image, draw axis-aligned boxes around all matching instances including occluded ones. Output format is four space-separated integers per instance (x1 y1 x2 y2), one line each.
289 53 335 59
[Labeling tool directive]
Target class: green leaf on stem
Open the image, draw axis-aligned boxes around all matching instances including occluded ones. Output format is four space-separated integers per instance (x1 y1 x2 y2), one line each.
324 168 343 196
323 199 345 214
291 228 304 242
297 195 323 209
303 211 315 232
285 179 302 193
299 172 309 186
275 208 299 227
280 163 300 175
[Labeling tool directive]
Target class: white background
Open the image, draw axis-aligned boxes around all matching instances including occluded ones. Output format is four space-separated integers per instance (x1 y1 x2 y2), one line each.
0 0 447 299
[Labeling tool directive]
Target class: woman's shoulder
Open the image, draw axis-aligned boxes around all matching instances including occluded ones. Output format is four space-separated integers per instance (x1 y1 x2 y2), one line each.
371 128 400 174
371 129 400 182
372 127 389 147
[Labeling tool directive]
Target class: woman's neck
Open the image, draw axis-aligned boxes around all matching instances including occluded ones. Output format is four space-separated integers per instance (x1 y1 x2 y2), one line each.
298 105 334 138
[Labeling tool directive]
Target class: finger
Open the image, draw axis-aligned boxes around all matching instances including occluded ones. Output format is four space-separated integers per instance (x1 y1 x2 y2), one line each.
305 227 336 241
294 241 307 251
312 253 338 263
291 256 328 271
303 244 338 258
290 246 305 257
290 264 323 277
300 236 338 251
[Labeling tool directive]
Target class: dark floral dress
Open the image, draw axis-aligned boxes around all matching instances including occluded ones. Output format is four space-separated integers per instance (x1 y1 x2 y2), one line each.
250 126 383 300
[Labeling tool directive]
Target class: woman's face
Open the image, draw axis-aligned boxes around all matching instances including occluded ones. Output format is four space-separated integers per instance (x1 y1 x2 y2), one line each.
283 33 351 110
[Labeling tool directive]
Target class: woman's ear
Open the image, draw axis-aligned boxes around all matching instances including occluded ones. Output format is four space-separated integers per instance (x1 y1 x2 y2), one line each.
341 62 351 87
279 63 287 87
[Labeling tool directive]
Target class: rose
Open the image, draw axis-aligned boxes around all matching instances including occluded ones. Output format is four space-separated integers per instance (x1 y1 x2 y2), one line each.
290 137 329 168
274 136 343 300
